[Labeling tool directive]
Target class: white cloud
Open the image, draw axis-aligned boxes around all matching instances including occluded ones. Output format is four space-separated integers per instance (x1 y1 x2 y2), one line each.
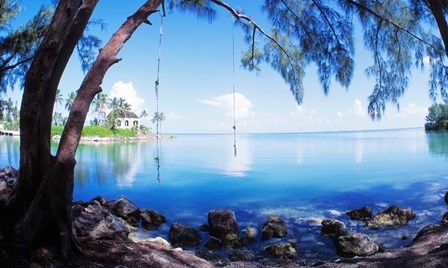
109 81 146 112
166 112 180 120
290 105 325 123
353 99 365 116
337 112 344 118
199 92 254 121
396 103 428 118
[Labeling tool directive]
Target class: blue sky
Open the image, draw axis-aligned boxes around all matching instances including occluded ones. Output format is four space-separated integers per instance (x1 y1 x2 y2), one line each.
7 1 438 133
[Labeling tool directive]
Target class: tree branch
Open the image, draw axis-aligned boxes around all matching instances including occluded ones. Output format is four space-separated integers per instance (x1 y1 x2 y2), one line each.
0 56 33 73
345 0 436 50
310 0 341 45
210 0 294 61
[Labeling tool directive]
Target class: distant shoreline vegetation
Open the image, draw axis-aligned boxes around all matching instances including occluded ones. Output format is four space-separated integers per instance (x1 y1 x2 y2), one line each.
425 103 448 131
51 125 140 138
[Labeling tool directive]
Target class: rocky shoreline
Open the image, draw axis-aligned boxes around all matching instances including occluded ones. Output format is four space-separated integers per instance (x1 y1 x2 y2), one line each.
1 166 448 267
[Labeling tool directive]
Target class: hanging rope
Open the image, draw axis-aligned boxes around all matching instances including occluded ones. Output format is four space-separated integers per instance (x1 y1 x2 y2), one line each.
154 9 165 184
232 23 237 157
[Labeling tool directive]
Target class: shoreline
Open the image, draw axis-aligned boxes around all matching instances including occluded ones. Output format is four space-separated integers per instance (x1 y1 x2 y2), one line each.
50 134 176 143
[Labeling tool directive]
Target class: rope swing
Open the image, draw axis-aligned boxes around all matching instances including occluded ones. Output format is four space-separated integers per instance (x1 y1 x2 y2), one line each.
154 6 165 184
232 23 237 157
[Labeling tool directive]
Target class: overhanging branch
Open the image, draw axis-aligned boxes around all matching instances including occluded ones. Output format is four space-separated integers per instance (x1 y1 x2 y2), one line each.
210 0 294 61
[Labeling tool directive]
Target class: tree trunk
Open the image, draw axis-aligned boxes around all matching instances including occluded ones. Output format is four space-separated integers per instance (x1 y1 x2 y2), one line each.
1 0 163 260
428 0 448 57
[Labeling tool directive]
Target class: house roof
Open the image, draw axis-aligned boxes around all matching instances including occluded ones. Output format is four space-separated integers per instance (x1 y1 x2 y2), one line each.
107 111 140 119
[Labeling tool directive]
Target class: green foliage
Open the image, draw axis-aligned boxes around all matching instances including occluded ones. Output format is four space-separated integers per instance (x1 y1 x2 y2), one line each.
425 102 448 131
169 0 216 22
65 91 76 111
51 125 64 137
0 2 53 92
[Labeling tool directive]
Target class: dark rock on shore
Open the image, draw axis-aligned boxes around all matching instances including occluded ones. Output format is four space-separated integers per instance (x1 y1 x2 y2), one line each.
207 208 240 248
335 233 379 257
73 199 130 241
261 216 288 240
107 196 141 227
265 243 298 258
0 166 18 203
169 222 202 248
366 205 416 229
140 208 166 229
228 249 254 261
346 206 372 221
321 219 347 238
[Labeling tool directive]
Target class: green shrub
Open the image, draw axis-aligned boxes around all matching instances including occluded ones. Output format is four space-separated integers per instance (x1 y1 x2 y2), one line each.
51 126 64 137
425 103 448 131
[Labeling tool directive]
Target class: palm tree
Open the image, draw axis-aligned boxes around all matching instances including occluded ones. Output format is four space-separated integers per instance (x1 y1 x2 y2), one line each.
108 97 131 129
151 112 166 134
92 93 109 125
140 109 148 118
65 91 76 111
54 89 64 110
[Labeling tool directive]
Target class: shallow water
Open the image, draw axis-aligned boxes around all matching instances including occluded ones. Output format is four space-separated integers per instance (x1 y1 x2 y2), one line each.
1 128 448 263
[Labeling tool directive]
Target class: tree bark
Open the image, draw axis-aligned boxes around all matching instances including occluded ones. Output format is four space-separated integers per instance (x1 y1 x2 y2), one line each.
428 0 448 57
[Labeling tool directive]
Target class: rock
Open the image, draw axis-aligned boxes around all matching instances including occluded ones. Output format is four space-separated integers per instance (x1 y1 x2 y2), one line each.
346 206 372 221
261 216 288 240
140 209 166 229
108 196 141 227
240 236 257 247
265 243 298 258
228 250 254 261
320 219 347 238
441 212 448 225
205 236 223 250
169 222 201 248
366 205 416 229
243 227 258 238
444 191 448 205
73 200 129 241
207 209 239 247
335 233 379 257
199 224 210 232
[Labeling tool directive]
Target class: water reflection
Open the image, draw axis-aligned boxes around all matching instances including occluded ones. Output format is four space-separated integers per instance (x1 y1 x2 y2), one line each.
426 131 448 158
225 136 251 177
0 136 19 167
75 141 148 188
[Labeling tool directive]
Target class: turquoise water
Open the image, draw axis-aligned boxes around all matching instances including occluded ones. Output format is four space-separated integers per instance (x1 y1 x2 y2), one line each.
1 128 448 262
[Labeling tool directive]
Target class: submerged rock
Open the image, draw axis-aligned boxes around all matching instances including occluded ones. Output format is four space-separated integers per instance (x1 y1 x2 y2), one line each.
441 212 448 225
207 209 239 248
108 196 141 227
346 206 372 221
261 216 288 240
366 205 416 229
205 236 223 250
335 233 379 257
320 219 347 238
265 243 298 258
169 222 201 248
140 209 166 229
243 227 258 238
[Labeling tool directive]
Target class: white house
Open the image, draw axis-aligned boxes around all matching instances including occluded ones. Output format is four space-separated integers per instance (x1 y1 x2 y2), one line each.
116 111 140 129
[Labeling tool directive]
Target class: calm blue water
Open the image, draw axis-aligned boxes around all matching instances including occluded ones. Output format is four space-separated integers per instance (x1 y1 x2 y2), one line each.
1 128 448 262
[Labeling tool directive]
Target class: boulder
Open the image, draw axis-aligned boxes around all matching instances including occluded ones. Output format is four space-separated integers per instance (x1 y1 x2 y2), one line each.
261 216 288 240
320 219 347 238
366 205 416 229
346 206 372 221
169 222 201 248
335 233 379 257
441 212 448 225
444 191 448 205
108 196 141 227
140 209 166 229
207 209 239 247
72 200 129 241
205 236 223 250
265 243 298 258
